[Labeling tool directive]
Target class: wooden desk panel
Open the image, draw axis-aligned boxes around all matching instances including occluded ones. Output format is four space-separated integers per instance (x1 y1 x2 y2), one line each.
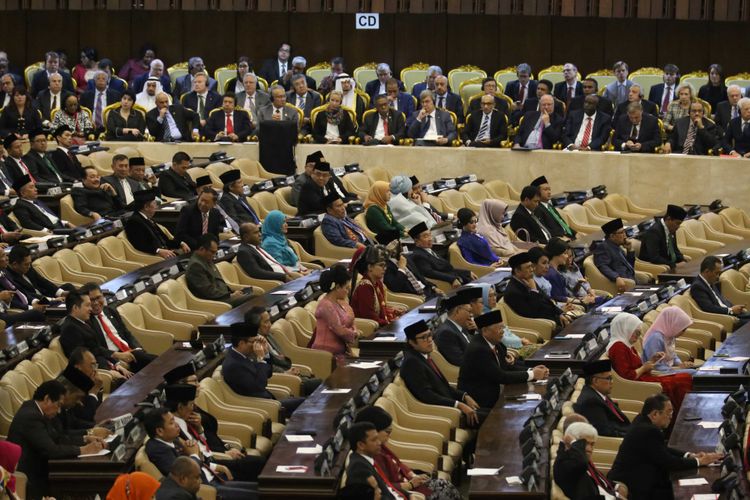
692 321 750 391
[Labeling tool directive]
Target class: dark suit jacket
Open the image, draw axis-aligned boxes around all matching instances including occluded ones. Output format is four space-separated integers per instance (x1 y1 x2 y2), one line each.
30 70 74 97
593 240 635 281
408 247 471 284
286 90 321 118
0 105 42 137
205 109 253 141
59 315 116 368
638 219 684 266
49 147 84 181
690 276 733 315
535 202 576 239
383 259 436 299
517 98 565 124
468 95 510 117
431 91 464 122
648 83 676 108
463 109 506 147
714 100 736 132
23 150 73 184
7 400 81 499
145 104 200 142
721 116 750 155
145 438 210 483
504 80 537 103
88 306 144 353
573 385 630 437
612 113 662 153
458 335 528 409
554 440 609 500
513 110 563 149
182 91 222 120
562 110 612 151
105 108 147 141
12 198 65 231
124 211 181 254
184 254 231 302
344 452 397 500
71 186 125 217
358 110 406 143
4 156 33 185
7 266 61 300
236 243 286 281
218 192 260 225
567 94 614 116
175 203 223 250
553 81 583 103
35 89 74 121
399 347 465 407
101 175 144 205
393 92 416 120
158 168 197 200
433 320 471 366
280 74 316 92
612 99 659 125
407 108 457 142
608 414 696 499
510 205 551 243
311 108 356 144
259 58 289 85
79 88 122 115
222 346 274 399
503 276 562 325
297 179 327 216
173 74 218 99
365 78 405 103
155 475 198 500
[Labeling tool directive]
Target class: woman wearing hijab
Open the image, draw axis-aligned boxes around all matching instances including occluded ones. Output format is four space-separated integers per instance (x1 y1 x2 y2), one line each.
310 264 359 362
0 441 22 500
387 175 436 230
364 181 405 236
260 210 309 274
106 90 146 141
350 245 405 326
641 306 696 373
607 312 693 413
334 73 366 123
312 90 356 144
476 199 520 258
106 471 160 500
354 406 462 500
456 208 503 267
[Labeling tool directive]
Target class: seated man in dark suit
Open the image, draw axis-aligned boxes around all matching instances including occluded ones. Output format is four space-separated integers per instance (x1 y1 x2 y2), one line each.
573 360 630 437
386 77 415 122
690 255 750 327
411 65 442 98
59 290 132 380
611 84 659 125
515 79 565 124
30 51 75 97
185 234 254 307
79 70 122 133
721 97 750 157
359 94 406 145
7 245 72 301
205 93 252 142
321 192 371 249
342 422 397 499
612 101 662 153
7 380 104 500
278 56 316 92
407 90 457 145
431 75 464 123
143 408 257 500
286 74 321 133
72 166 126 220
593 218 643 293
638 204 687 268
714 84 742 132
12 175 74 231
297 160 333 216
504 252 567 327
552 63 583 105
364 63 404 102
463 94 507 147
156 457 203 500
218 169 260 225
158 151 197 200
35 72 74 121
647 64 680 113
222 321 305 416
23 129 71 185
124 188 189 259
504 63 537 109
64 347 104 423
181 73 222 133
530 176 576 239
175 187 224 251
433 287 482 366
400 320 481 426
408 222 473 288
4 134 38 185
49 125 84 181
172 57 218 98
513 94 563 150
145 92 200 142
467 78 510 117
81 282 157 373
567 77 614 116
510 185 552 243
101 155 143 206
0 248 46 326
562 95 612 151
458 310 547 409
608 394 722 499
236 222 296 282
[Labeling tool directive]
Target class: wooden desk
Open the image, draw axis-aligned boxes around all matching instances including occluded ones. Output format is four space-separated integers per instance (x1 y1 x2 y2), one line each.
659 239 750 282
0 324 48 375
668 392 727 500
692 321 750 391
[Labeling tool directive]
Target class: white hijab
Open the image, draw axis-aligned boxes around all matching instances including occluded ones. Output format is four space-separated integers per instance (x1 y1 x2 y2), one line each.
136 78 164 111
334 73 356 110
606 312 642 352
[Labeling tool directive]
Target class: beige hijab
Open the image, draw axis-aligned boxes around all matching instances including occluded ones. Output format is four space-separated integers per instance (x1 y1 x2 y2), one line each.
476 199 518 257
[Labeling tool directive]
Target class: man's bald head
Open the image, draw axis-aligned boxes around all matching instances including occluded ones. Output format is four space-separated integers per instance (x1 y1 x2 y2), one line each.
155 92 170 109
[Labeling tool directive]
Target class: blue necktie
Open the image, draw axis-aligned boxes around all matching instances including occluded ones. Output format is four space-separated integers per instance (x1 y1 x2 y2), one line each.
239 198 260 224
420 115 432 138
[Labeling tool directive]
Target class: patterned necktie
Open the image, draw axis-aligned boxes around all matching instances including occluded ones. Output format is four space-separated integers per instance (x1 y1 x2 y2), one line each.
94 92 104 128
519 85 526 103
477 114 490 141
661 87 671 116
43 155 63 182
682 122 697 154
201 213 209 234
198 95 205 118
163 113 173 142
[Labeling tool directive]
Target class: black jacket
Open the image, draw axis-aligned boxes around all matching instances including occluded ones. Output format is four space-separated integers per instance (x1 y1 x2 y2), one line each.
503 276 562 325
513 110 563 149
344 452 397 500
71 186 126 218
510 204 551 243
6 266 61 300
457 334 528 409
101 175 144 205
562 110 612 151
12 198 65 231
236 244 286 282
182 91 223 121
554 440 611 500
88 306 144 353
35 89 74 120
638 220 684 266
567 95 614 116
311 108 356 144
22 150 72 184
593 239 635 281
668 116 722 155
612 99 659 125
463 109 507 147
433 319 472 366
296 178 327 216
399 346 466 408
158 168 197 200
218 192 260 225
175 202 223 251
222 346 274 399
383 259 437 299
146 104 200 142
358 109 406 143
205 109 253 142
408 246 471 284
690 276 734 315
48 147 84 181
573 384 631 437
79 88 122 115
612 113 662 153
608 414 697 499
534 202 576 239
0 105 43 137
721 116 750 155
124 211 181 255
155 475 198 500
59 315 116 369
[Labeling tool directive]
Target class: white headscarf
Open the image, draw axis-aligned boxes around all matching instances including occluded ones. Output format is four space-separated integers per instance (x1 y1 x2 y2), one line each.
334 73 356 110
135 77 164 111
606 312 643 352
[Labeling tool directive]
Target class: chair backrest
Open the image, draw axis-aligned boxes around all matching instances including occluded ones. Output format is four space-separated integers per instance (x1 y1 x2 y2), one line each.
586 70 616 90
284 307 316 345
73 242 106 267
538 65 568 85
447 66 487 93
232 158 273 179
54 248 84 273
0 386 17 435
313 226 357 261
250 190 280 218
725 73 750 89
353 63 378 90
494 67 518 89
274 186 297 216
1 370 34 403
32 348 67 379
630 67 665 99
213 66 237 94
459 78 483 109
60 194 93 226
354 213 376 239
365 167 391 184
458 182 491 203
305 61 331 89
720 207 750 229
720 269 747 292
32 256 64 284
134 443 163 479
168 62 189 86
400 63 431 94
15 360 44 388
699 212 728 234
117 302 147 329
681 219 710 240
342 172 372 197
437 190 468 213
216 260 240 284
134 293 166 320
583 198 609 218
157 280 188 309
269 317 297 345
583 255 618 295
484 179 519 201
205 162 235 186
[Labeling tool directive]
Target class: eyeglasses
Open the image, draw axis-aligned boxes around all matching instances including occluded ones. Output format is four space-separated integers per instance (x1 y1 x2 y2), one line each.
415 333 433 341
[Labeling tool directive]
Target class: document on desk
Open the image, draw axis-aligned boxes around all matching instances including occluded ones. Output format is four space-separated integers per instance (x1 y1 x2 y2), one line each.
522 393 542 400
269 290 296 295
696 421 722 429
556 334 586 340
690 494 719 500
371 336 397 342
467 467 503 476
276 465 308 473
724 356 750 362
697 365 723 371
285 434 314 442
321 388 351 394
600 306 623 313
679 478 709 486
349 361 383 369
78 449 111 458
297 444 323 454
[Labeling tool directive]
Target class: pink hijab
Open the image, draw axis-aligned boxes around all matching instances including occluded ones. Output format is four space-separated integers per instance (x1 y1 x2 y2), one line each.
643 306 692 364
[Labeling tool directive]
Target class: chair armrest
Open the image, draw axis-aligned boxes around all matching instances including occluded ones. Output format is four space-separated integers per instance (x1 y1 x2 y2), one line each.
216 420 255 449
355 318 379 337
127 326 174 355
266 383 292 400
269 373 302 397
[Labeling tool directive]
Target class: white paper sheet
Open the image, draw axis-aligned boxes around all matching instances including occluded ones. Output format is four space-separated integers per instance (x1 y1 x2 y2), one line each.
285 435 314 442
467 467 503 476
78 449 111 458
678 478 709 486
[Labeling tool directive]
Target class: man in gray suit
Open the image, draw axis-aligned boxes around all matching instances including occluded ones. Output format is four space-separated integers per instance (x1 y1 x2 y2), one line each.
257 85 301 127
172 56 217 99
408 90 457 146
184 233 254 307
101 155 143 206
235 73 270 124
285 74 321 133
602 61 633 106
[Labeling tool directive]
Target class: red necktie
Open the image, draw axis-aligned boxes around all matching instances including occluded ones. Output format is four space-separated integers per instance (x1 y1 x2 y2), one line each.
661 87 671 115
202 213 209 234
226 113 234 134
98 313 130 352
587 461 613 491
383 116 389 137
492 346 500 364
580 117 593 148
426 356 446 383
19 159 35 182
605 397 625 422
373 461 407 499
188 423 210 449
519 85 525 103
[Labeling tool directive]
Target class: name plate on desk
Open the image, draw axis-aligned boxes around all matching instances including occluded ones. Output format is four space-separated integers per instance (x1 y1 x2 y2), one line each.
150 273 163 285
270 305 280 317
677 278 687 288
333 167 345 176
133 282 146 293
287 296 297 307
433 233 447 244
667 285 675 295
445 179 457 188
115 289 129 301
649 294 659 305
168 264 179 276
46 186 62 195
638 301 648 312
468 174 477 182
16 340 28 354
215 249 226 259
112 219 123 229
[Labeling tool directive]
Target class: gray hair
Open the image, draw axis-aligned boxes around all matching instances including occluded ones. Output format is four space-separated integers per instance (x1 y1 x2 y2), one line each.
292 56 307 67
269 84 285 95
627 101 643 113
242 72 257 84
150 59 164 70
419 89 434 102
565 422 598 441
517 63 532 75
92 70 109 81
291 73 306 85
739 97 750 109
427 65 443 76
188 56 203 69
727 84 742 94
377 63 392 74
630 84 643 97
